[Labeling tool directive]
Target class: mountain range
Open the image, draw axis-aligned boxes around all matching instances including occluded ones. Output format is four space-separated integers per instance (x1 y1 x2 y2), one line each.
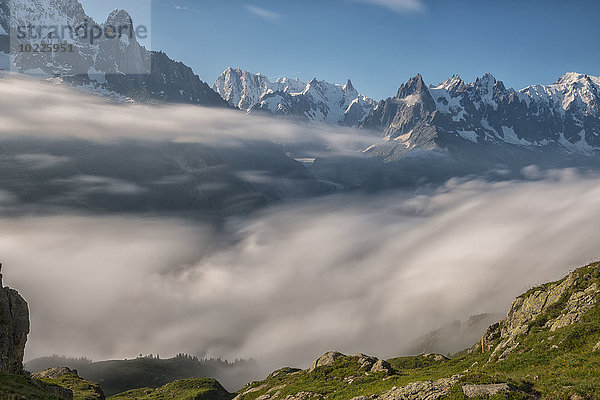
213 67 376 126
361 72 600 160
0 0 227 106
215 67 600 158
2 0 600 197
3 0 600 160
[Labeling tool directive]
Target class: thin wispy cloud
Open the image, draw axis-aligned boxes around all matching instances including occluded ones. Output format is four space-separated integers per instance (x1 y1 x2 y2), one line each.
244 5 283 22
358 0 425 13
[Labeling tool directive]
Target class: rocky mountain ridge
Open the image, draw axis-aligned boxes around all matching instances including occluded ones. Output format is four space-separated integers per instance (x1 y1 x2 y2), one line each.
3 0 228 106
213 67 376 126
361 72 600 160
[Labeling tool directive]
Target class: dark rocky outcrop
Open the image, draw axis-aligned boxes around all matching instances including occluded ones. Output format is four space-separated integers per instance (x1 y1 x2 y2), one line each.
0 263 30 374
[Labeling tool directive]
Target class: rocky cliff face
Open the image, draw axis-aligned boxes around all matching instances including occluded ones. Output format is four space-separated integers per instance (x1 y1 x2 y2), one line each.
0 0 8 68
5 0 228 107
360 72 600 160
481 262 600 361
213 67 376 125
0 263 30 373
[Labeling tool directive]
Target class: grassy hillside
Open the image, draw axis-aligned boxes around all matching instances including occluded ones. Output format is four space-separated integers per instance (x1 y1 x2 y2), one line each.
10 261 600 400
39 372 105 400
26 355 255 397
233 262 600 400
108 378 234 400
0 372 70 400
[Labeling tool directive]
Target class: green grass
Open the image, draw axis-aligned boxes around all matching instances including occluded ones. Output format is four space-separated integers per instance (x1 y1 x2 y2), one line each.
8 261 600 400
40 373 105 400
235 353 494 400
108 378 234 400
234 262 600 400
0 372 68 400
55 355 252 396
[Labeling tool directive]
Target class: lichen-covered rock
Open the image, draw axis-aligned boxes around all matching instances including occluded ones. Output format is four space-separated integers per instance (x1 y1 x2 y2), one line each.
282 392 322 400
481 322 501 352
487 273 577 359
482 264 600 362
352 353 393 374
421 353 449 362
546 283 599 331
462 383 512 398
309 351 343 372
378 376 460 400
355 353 379 370
504 274 575 337
0 263 30 373
370 359 393 374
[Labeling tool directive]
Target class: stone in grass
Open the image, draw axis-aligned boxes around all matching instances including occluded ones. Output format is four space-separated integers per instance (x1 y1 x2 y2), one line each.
462 383 512 398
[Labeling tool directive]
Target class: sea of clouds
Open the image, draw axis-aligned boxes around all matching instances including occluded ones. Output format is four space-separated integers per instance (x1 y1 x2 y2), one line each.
1 74 599 387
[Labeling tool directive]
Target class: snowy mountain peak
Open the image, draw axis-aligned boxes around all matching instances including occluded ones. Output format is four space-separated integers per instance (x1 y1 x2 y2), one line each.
473 73 499 93
396 74 428 98
343 79 356 93
434 75 465 92
0 2 8 36
213 67 376 125
361 72 600 158
555 72 600 87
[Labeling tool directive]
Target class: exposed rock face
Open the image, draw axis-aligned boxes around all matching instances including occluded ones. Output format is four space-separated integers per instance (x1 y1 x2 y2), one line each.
546 282 599 331
213 67 376 125
462 383 512 398
483 273 577 359
309 351 343 372
354 353 393 374
360 72 600 162
7 0 228 107
0 263 30 373
370 359 393 374
480 322 501 352
102 50 229 106
482 264 600 360
282 392 322 400
378 376 460 400
309 352 393 375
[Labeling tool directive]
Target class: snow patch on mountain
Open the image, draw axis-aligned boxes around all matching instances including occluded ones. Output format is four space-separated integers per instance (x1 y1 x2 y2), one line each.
362 72 600 158
213 67 376 125
521 72 600 116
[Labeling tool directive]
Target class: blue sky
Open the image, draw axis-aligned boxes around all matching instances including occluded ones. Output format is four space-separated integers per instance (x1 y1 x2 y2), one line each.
79 0 600 100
